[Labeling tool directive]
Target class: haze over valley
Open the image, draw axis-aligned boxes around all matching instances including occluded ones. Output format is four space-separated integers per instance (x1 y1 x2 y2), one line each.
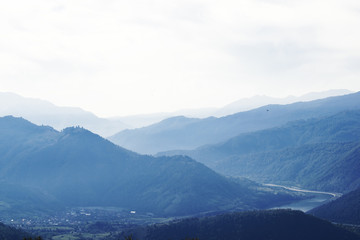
0 89 352 136
1 0 360 239
0 90 360 239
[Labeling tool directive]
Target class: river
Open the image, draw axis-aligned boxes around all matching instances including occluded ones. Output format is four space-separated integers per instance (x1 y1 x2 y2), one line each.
264 183 342 212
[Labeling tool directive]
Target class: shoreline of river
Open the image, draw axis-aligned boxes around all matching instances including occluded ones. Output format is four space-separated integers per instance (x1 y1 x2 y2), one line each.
264 183 342 212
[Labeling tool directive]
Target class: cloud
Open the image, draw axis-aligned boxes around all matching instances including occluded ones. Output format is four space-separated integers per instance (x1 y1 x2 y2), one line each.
0 0 359 116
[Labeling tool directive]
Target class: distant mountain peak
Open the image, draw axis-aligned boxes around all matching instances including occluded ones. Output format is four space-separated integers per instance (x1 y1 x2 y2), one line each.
215 89 355 117
1 115 28 122
0 91 129 137
60 126 107 143
62 126 90 134
0 115 55 132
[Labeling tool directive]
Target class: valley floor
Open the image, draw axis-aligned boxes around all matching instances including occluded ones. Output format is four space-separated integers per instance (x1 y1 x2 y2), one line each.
0 184 341 240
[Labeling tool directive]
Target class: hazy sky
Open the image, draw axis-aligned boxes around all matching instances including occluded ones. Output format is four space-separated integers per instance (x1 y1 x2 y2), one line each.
1 0 360 117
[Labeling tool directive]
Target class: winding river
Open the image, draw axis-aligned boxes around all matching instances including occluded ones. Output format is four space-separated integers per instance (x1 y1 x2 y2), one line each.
264 183 342 212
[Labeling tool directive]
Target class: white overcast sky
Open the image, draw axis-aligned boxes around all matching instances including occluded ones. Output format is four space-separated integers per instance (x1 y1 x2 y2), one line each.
1 0 360 117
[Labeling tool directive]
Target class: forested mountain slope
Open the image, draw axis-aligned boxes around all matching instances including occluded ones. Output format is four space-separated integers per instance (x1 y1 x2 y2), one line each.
160 110 360 192
0 116 297 217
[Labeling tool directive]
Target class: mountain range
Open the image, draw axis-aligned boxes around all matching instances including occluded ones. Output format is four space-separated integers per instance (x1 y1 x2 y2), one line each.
0 116 299 217
111 89 353 128
213 89 353 117
0 90 360 239
159 110 360 192
0 90 351 138
110 91 360 154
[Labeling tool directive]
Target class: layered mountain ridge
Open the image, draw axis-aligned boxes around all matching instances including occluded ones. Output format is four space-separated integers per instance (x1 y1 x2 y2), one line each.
159 110 360 192
0 116 297 217
0 92 129 137
110 92 360 154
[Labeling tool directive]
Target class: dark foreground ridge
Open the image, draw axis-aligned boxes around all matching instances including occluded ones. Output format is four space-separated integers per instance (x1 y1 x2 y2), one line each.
310 187 360 224
119 209 360 240
0 222 32 239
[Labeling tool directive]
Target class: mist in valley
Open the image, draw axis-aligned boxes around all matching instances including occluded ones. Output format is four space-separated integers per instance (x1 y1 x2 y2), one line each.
1 0 360 239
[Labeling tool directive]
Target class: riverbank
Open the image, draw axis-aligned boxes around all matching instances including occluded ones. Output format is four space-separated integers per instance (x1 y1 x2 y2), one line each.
264 183 342 212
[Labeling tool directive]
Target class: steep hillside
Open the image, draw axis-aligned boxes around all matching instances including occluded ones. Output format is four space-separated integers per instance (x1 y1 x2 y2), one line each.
120 210 360 240
160 110 360 192
215 142 360 192
0 116 297 217
310 187 360 224
110 92 360 154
